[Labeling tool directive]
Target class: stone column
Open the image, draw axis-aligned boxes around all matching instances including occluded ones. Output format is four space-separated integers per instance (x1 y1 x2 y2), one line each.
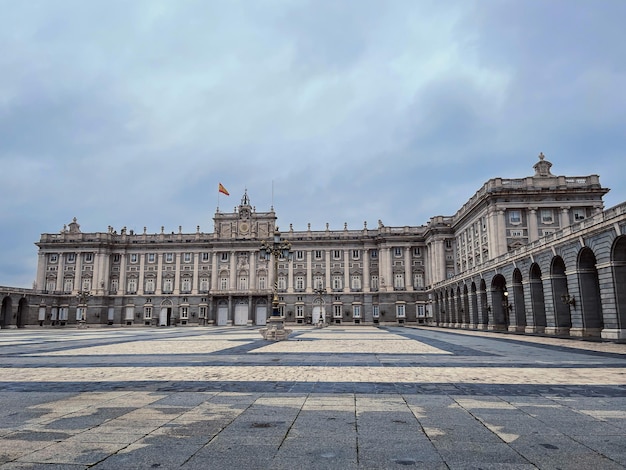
192 253 200 294
155 254 162 295
249 251 256 292
363 249 370 292
229 250 236 290
404 247 412 291
343 249 350 292
561 207 571 228
325 250 331 291
211 252 218 291
138 253 145 295
306 250 312 292
73 252 82 295
528 208 538 242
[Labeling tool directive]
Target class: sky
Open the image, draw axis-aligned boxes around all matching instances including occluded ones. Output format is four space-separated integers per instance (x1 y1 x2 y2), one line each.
1 0 625 288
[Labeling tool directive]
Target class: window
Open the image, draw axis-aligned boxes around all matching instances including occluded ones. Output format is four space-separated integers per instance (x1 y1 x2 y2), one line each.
221 252 229 262
296 250 304 260
127 278 137 294
314 275 324 289
84 253 93 263
332 276 342 290
165 253 174 263
417 305 425 318
183 253 192 263
333 304 342 318
220 276 228 290
333 250 341 259
540 209 554 224
351 275 361 290
67 253 75 262
445 240 453 249
371 275 379 291
353 305 361 318
181 278 192 292
46 280 56 292
296 305 304 317
238 276 248 290
145 278 155 293
394 247 402 257
573 208 586 221
199 278 209 292
542 229 554 236
413 273 424 289
394 273 404 289
199 306 207 319
130 253 138 263
112 254 121 263
258 276 266 290
63 278 73 293
180 307 189 319
58 307 68 321
413 247 421 256
396 304 406 318
144 307 153 319
148 253 156 263
202 252 210 262
277 276 286 290
352 249 360 259
295 276 305 290
370 249 378 259
110 279 118 293
372 305 379 318
511 230 523 237
509 210 522 224
49 254 58 263
162 278 173 293
82 278 91 291
314 250 323 260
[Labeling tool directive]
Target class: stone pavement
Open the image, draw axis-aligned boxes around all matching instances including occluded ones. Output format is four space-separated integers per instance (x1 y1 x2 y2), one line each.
0 325 625 469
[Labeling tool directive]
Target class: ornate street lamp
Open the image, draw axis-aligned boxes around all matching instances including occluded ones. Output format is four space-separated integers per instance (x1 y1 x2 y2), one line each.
259 227 293 341
76 290 91 328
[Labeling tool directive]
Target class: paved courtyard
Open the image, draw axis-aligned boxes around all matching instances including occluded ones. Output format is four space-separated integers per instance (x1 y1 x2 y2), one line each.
0 325 625 469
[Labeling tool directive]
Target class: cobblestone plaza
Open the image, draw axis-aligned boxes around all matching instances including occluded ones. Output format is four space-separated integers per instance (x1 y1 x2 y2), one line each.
0 326 625 469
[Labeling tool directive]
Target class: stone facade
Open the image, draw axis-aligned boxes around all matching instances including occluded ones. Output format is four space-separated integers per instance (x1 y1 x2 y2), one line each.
2 154 625 341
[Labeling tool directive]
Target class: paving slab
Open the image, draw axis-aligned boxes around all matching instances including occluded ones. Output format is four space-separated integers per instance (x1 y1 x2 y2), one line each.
0 325 625 469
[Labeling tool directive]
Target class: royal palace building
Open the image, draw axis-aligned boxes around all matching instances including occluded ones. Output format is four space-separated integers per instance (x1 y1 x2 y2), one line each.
2 154 626 341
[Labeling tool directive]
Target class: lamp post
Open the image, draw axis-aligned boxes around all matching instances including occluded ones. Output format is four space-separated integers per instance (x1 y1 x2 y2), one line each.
259 227 293 341
76 290 91 329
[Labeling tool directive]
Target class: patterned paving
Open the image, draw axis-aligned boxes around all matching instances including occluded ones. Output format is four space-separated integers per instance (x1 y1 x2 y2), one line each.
0 326 625 468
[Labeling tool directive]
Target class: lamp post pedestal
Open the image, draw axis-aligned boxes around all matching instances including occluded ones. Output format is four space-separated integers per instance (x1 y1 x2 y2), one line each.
259 294 292 341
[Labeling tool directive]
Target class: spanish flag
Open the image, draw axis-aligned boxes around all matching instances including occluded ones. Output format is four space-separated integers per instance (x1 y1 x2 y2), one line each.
218 183 230 196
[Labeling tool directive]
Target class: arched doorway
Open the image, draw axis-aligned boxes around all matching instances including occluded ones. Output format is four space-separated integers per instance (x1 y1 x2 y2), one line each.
551 256 572 335
529 263 547 333
578 247 603 336
234 299 248 326
255 299 268 325
159 299 173 326
462 284 470 327
512 269 526 332
1 296 12 328
17 297 28 328
479 279 489 328
611 236 626 333
490 274 509 331
470 282 479 327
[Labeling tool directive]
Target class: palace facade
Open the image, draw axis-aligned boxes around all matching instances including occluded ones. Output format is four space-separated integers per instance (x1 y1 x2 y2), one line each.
2 153 625 341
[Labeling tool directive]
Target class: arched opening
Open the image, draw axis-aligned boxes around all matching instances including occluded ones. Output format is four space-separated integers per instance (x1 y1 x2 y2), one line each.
491 274 509 330
456 286 463 327
611 236 626 331
512 269 527 331
578 247 603 335
462 284 470 326
529 263 547 332
470 282 479 327
444 290 451 325
255 298 268 326
550 256 572 334
1 296 12 328
479 279 489 327
159 299 174 326
17 297 28 328
450 288 457 326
